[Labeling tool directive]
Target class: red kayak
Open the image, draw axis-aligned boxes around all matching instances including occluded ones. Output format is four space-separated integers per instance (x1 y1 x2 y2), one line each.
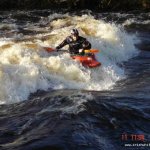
44 47 101 68
72 54 101 68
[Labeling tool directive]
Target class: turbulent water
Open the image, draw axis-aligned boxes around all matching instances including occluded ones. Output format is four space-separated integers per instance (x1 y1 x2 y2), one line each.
0 10 149 150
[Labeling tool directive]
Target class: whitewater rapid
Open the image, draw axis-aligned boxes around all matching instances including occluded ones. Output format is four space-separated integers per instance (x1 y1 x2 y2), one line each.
0 13 138 104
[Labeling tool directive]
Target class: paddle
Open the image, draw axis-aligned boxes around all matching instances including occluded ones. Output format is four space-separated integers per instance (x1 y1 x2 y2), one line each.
44 47 55 52
44 47 100 53
84 49 99 53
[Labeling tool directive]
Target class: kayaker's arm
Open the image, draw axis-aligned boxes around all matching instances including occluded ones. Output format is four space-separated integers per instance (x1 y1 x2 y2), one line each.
82 40 91 50
56 38 68 51
78 38 91 54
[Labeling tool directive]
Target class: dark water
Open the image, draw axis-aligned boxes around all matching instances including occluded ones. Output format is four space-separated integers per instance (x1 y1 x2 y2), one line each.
0 10 150 150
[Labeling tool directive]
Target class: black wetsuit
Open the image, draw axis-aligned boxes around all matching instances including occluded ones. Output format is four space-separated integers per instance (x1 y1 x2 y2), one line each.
56 36 91 55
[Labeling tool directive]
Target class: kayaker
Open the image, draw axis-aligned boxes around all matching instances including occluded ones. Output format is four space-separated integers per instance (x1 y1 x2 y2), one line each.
56 28 91 55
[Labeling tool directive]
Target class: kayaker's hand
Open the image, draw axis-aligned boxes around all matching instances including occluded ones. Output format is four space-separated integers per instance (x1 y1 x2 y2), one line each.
79 49 83 53
55 46 60 52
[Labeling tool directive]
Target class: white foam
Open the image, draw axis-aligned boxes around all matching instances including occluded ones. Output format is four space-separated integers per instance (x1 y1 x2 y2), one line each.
0 14 138 104
123 18 150 26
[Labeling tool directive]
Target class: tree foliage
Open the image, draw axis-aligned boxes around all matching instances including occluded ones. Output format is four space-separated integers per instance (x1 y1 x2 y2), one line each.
0 0 149 10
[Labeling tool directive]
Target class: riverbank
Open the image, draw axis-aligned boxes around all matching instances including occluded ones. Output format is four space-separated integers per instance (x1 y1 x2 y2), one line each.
0 0 150 11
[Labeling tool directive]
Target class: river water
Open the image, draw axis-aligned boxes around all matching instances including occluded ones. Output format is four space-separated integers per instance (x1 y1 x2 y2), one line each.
0 10 150 150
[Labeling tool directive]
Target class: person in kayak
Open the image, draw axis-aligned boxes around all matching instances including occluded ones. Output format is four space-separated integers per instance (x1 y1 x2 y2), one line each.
56 28 91 55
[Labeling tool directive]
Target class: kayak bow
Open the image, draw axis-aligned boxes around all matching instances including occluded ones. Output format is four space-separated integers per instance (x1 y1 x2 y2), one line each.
43 47 101 68
72 55 101 68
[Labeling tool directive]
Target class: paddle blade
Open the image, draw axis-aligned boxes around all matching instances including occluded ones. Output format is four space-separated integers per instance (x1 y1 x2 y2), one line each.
84 49 99 53
44 47 55 52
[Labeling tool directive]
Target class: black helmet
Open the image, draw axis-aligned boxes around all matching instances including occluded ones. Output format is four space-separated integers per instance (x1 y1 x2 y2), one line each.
71 28 79 36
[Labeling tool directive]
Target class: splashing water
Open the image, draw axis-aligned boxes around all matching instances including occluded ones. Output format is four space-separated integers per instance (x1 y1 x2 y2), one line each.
0 14 138 104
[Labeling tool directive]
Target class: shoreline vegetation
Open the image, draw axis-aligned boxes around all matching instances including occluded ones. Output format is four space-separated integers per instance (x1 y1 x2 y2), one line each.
0 0 150 11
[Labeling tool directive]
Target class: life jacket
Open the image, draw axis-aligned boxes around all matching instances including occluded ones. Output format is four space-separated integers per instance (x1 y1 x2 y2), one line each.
57 36 91 55
66 36 86 54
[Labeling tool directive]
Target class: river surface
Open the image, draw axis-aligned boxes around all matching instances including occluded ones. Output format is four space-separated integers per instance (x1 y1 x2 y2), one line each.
0 10 150 150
